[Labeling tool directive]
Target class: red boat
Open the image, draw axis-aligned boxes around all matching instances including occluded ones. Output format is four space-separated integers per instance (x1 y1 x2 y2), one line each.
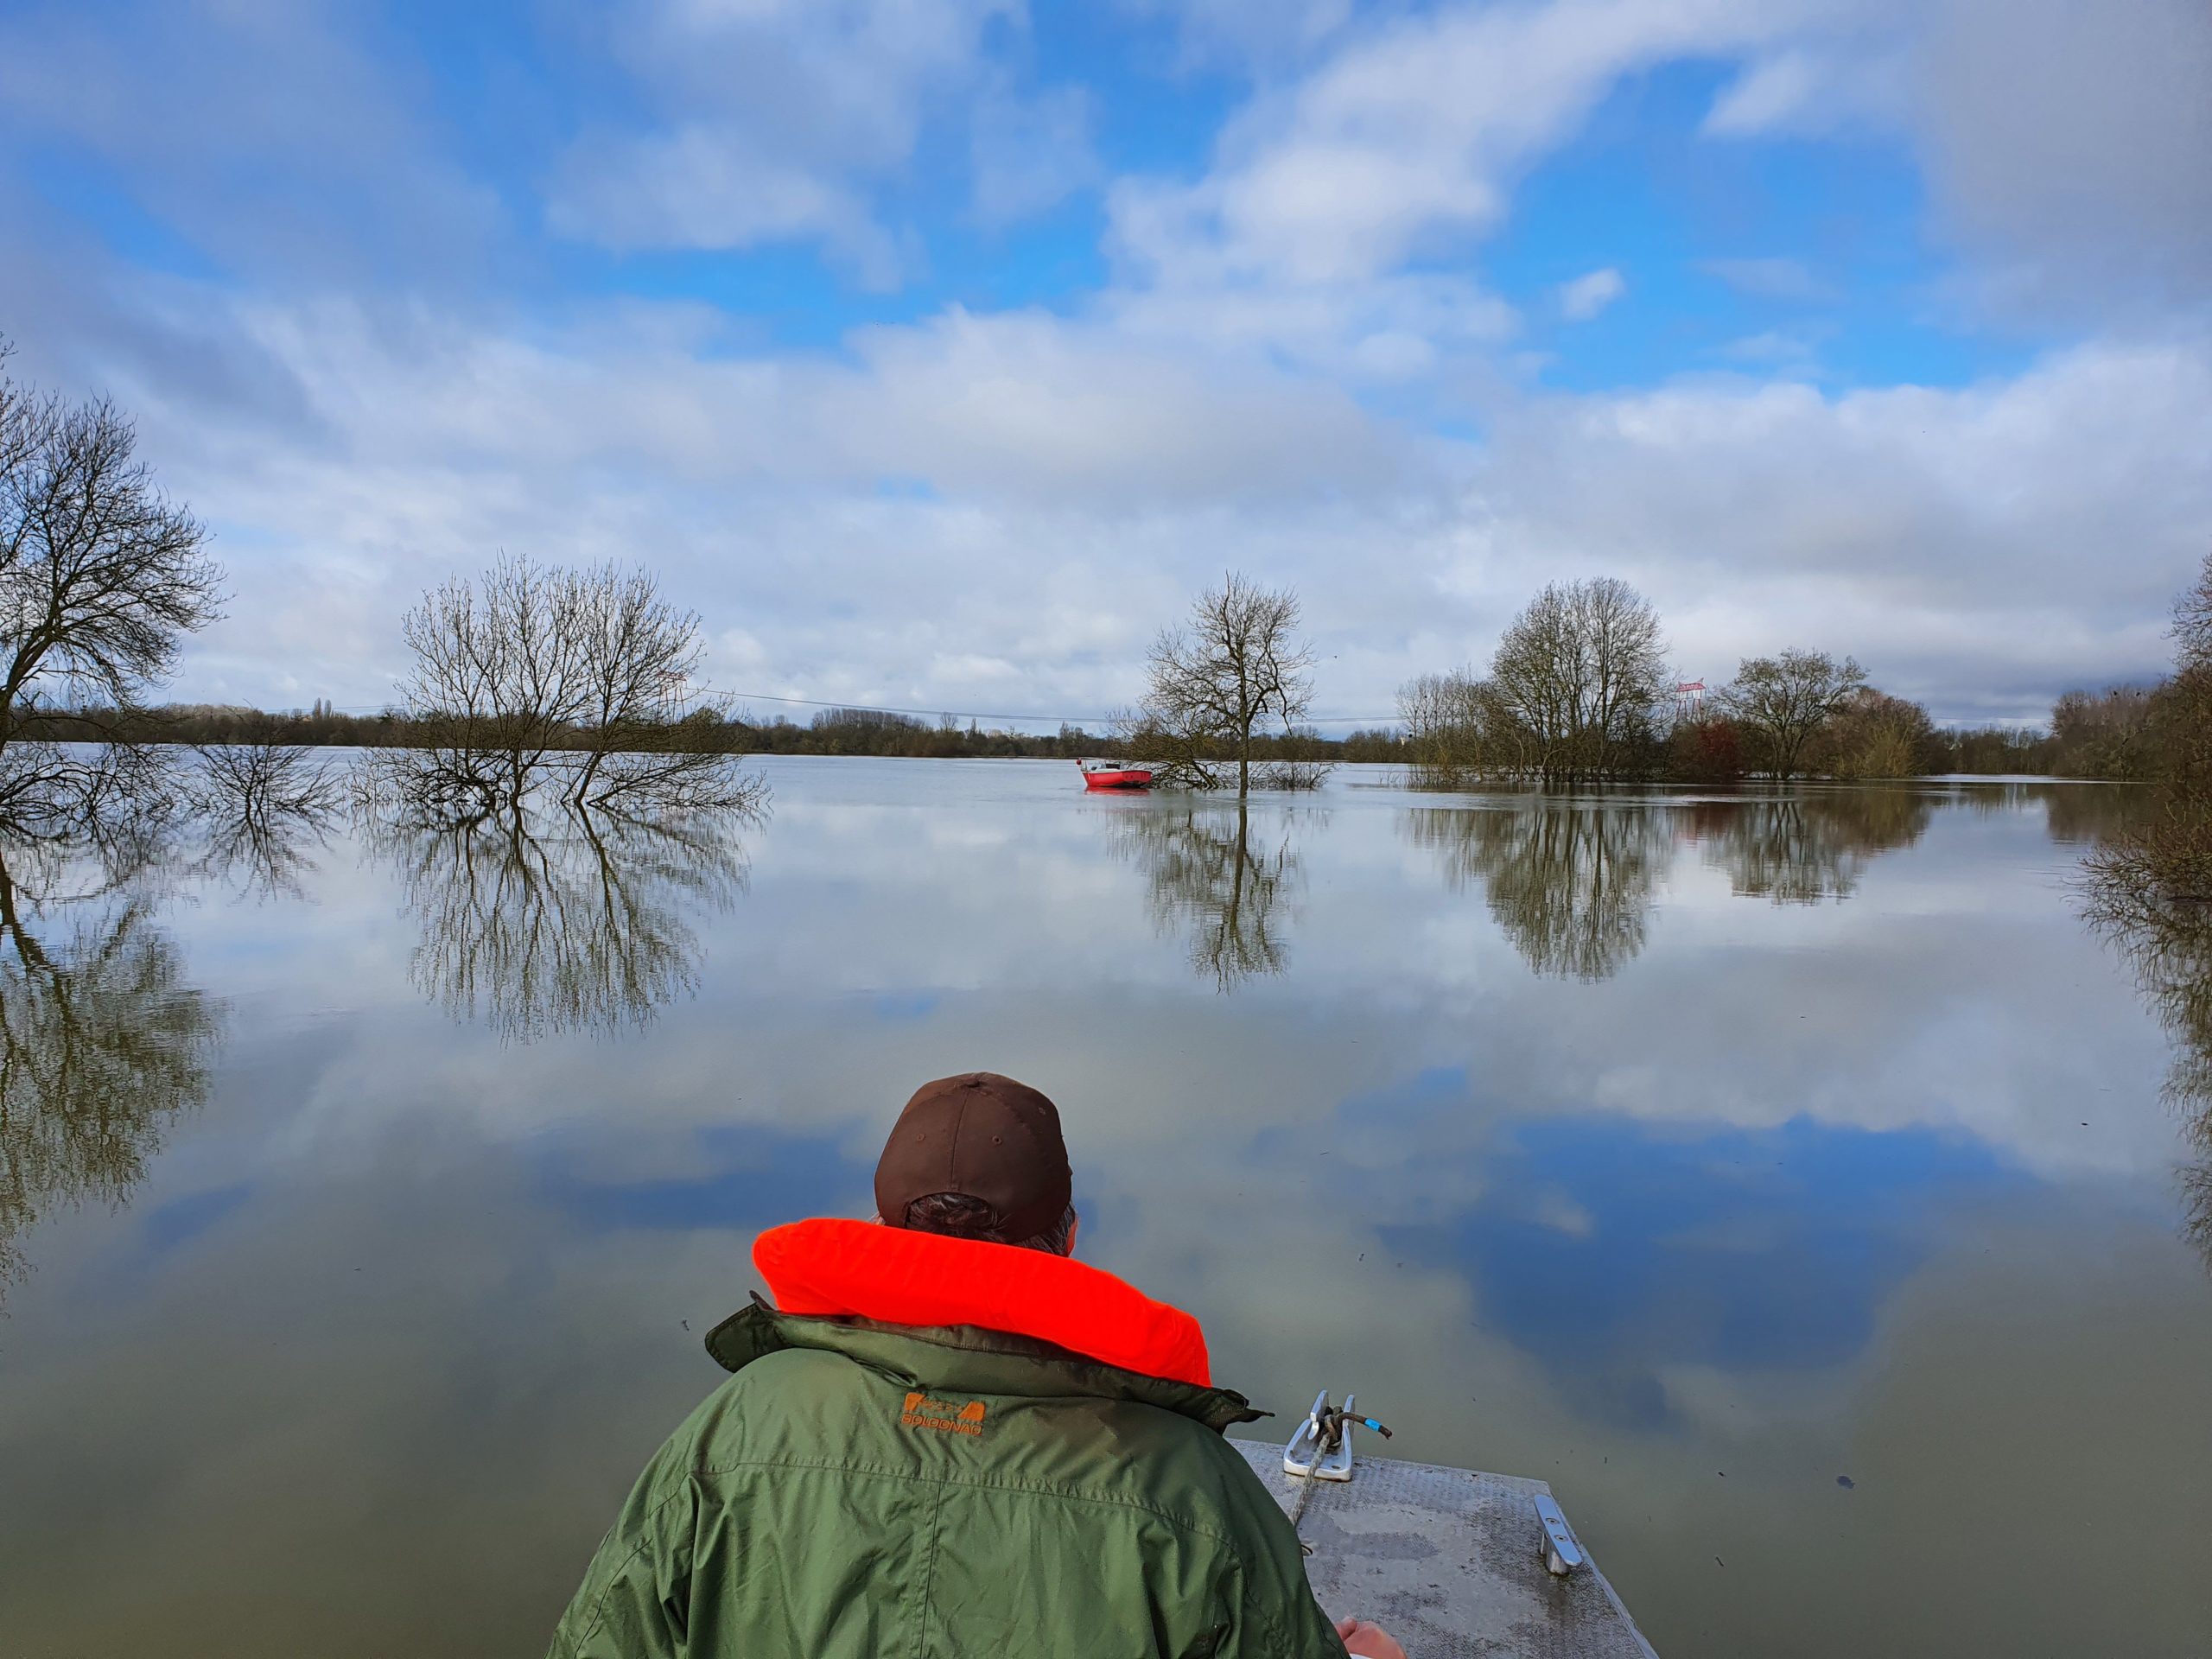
1079 760 1155 791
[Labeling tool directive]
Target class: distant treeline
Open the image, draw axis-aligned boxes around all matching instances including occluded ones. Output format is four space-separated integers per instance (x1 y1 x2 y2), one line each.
6 701 1357 765
1 692 2166 778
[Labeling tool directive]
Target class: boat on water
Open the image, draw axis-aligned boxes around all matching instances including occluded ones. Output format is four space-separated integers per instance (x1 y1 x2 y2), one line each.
1240 1394 1657 1657
1079 759 1155 791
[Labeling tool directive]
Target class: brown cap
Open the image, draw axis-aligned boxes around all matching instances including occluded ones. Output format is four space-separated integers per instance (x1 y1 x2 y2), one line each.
874 1072 1072 1243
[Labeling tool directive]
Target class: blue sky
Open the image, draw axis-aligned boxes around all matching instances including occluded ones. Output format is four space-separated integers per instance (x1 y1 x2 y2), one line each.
1 0 2207 724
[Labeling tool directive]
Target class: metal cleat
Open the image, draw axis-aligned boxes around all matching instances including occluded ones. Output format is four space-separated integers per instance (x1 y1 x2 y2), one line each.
1533 1493 1586 1577
1284 1390 1358 1480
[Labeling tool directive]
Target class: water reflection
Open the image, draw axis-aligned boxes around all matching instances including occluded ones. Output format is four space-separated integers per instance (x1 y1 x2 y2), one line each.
5 764 2210 1659
1681 789 1931 905
0 842 222 1299
1404 798 1669 981
1384 1114 2012 1427
2082 863 2212 1268
366 807 754 1042
2040 783 2158 849
184 745 348 900
1110 804 1300 990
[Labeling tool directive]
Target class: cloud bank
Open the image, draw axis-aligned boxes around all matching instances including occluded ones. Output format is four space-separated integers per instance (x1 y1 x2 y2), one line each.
0 0 2204 723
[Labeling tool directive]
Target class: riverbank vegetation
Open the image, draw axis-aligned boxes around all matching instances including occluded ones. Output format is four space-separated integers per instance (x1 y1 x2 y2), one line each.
1391 567 2212 788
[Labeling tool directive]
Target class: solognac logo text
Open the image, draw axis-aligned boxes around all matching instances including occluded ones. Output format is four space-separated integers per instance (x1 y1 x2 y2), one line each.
900 1391 987 1436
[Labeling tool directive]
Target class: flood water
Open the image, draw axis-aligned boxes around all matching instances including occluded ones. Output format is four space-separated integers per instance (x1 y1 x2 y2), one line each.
3 757 2208 1657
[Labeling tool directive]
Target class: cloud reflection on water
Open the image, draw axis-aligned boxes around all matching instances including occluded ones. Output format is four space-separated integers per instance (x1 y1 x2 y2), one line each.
1 764 2209 1658
1382 1114 2018 1427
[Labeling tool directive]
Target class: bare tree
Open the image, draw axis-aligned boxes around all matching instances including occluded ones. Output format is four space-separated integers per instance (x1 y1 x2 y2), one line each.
2176 550 2212 671
1397 668 1531 787
1134 573 1317 797
393 556 587 823
2158 552 2212 802
1715 649 1868 779
0 340 223 753
380 555 766 826
1487 578 1668 783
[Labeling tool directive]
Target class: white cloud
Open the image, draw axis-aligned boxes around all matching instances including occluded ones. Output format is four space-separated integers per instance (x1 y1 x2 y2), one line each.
1091 0 1804 386
545 0 1020 270
1558 267 1626 321
1702 0 2212 316
969 84 1102 226
1109 1 1805 292
1701 257 1835 303
1701 47 1857 136
1458 336 2212 713
4 0 2209 728
0 0 499 278
1115 0 1359 72
1913 0 2212 314
1718 328 1823 374
551 129 906 284
23 261 2200 724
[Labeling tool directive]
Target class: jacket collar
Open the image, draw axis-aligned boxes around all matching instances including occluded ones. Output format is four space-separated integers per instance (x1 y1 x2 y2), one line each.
753 1217 1212 1385
702 1218 1265 1434
704 1300 1265 1435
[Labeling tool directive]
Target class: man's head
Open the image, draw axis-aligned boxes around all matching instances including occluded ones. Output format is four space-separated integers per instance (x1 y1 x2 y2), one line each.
874 1072 1077 1255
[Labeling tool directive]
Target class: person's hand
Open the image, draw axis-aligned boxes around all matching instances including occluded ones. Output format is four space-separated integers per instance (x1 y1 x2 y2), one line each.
1334 1615 1408 1659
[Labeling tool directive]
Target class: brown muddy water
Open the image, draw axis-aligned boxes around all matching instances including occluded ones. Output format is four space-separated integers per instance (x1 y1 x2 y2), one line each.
1 758 2207 1656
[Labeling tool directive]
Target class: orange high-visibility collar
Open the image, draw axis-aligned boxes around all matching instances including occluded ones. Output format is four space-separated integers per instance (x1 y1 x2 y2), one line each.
754 1217 1212 1389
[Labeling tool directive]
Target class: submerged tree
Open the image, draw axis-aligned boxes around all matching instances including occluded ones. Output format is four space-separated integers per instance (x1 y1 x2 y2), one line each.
1397 669 1530 787
1130 573 1319 796
1804 688 1946 779
1714 650 1867 779
1486 578 1669 784
377 555 767 827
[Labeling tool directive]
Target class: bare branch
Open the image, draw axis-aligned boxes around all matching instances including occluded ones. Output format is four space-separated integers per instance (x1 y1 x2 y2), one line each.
382 555 769 823
1135 572 1324 797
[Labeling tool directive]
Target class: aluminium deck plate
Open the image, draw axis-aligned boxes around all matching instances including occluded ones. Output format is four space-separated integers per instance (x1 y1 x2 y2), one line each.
1230 1439 1659 1658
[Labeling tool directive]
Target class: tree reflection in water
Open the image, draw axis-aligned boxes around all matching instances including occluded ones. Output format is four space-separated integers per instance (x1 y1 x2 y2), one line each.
1681 787 1932 905
0 837 223 1300
366 806 757 1041
185 744 348 900
1111 804 1300 991
2038 782 2161 849
2082 862 2212 1272
1404 798 1671 981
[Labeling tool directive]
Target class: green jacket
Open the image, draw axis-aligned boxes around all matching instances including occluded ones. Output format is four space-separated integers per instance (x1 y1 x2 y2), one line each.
548 1299 1346 1659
